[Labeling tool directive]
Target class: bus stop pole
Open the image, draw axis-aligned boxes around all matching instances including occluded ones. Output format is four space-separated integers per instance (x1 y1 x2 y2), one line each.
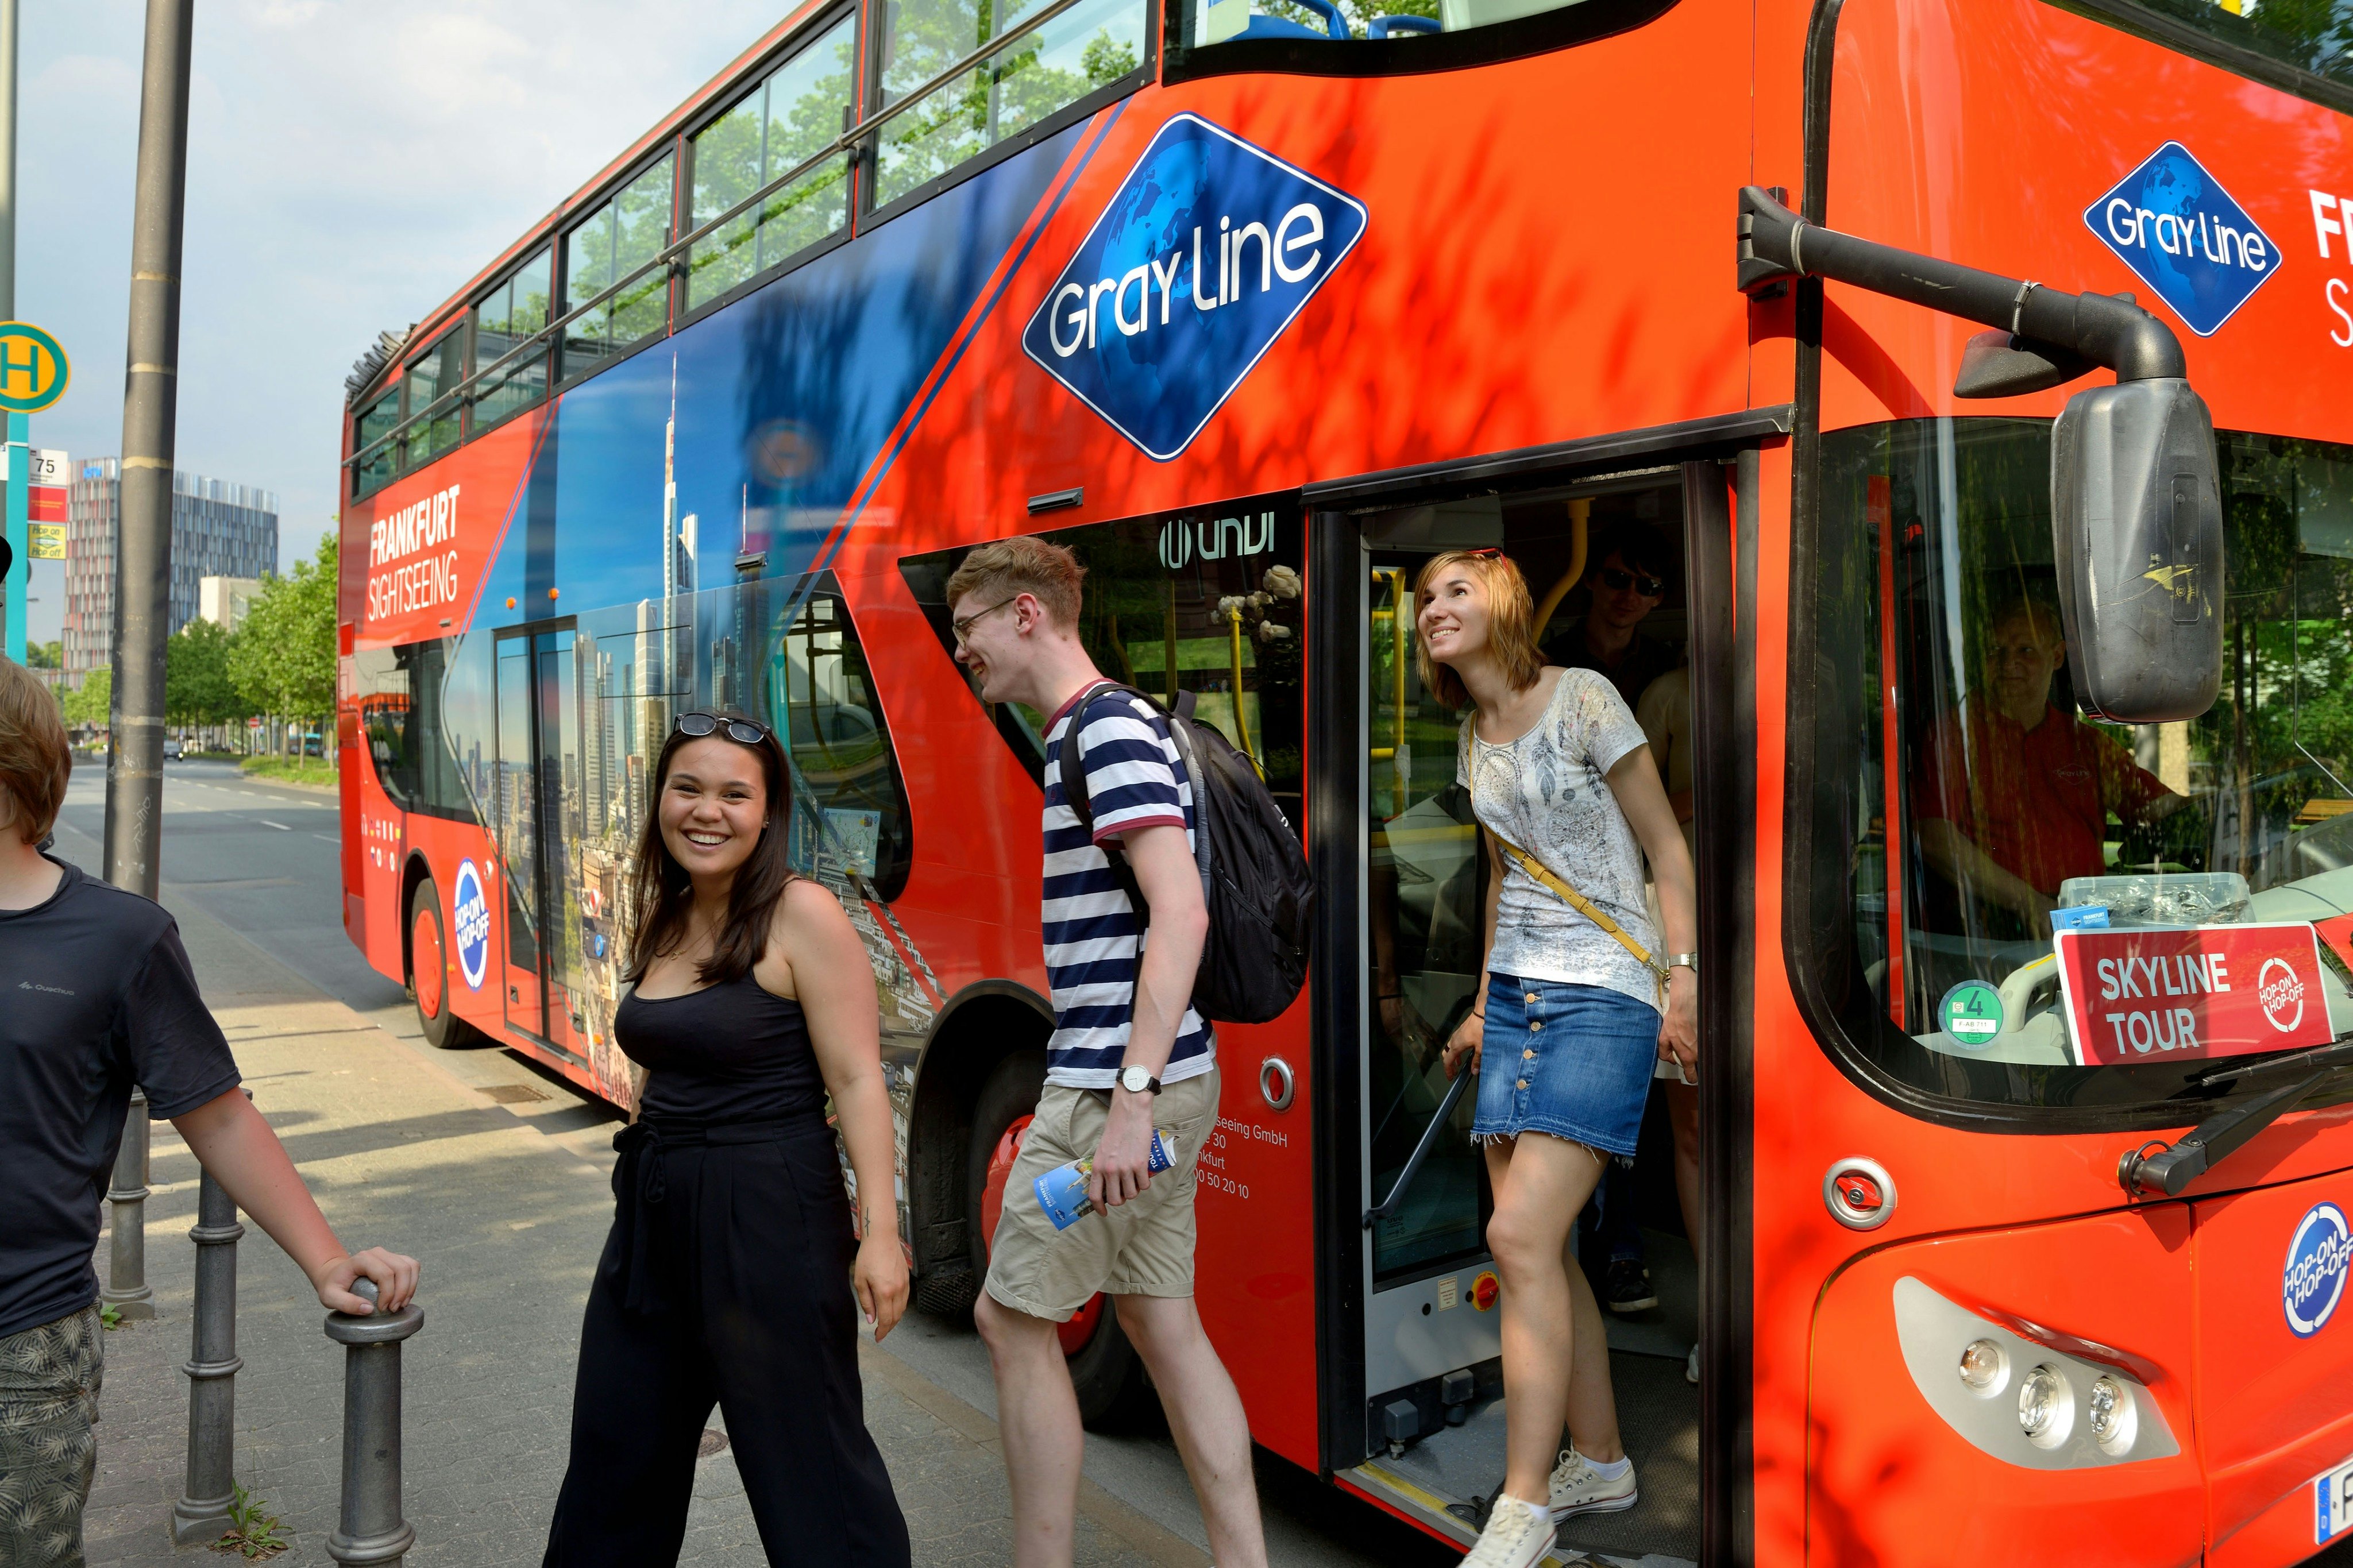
103 0 192 901
0 0 24 667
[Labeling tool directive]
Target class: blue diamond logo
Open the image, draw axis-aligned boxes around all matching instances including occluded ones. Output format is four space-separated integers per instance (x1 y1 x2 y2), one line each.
2084 142 2281 338
1022 113 1368 461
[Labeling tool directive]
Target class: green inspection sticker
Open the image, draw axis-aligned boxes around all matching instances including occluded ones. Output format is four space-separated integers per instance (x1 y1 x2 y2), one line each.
1938 980 2004 1046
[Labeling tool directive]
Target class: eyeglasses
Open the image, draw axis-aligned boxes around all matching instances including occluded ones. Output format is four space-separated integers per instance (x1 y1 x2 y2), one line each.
952 597 1017 647
1597 565 1666 597
674 710 771 746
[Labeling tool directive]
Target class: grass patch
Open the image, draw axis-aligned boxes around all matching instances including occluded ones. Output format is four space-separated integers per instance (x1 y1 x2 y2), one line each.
239 756 338 789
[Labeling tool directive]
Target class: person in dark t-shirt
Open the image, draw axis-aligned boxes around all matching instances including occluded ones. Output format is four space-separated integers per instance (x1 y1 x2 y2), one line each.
0 659 419 1567
1542 525 1680 710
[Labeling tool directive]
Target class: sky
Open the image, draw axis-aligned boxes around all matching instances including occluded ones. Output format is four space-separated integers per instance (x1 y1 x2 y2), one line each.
17 0 788 643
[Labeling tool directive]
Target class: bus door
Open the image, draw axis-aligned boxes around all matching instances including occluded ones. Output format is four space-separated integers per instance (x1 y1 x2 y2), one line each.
492 621 591 1060
1321 458 1733 1564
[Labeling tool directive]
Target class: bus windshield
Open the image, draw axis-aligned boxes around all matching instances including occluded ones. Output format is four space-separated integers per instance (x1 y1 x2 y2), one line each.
1814 417 2353 1112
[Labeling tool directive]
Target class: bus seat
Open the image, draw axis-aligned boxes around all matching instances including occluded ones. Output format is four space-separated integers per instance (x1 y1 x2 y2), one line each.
1367 14 1441 34
1439 0 1564 25
1232 0 1352 38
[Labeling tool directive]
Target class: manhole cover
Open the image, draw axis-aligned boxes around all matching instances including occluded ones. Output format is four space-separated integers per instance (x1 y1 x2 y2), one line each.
697 1429 729 1458
480 1084 548 1105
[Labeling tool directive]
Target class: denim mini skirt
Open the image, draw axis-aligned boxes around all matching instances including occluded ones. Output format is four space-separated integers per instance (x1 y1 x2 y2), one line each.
1471 974 1662 1157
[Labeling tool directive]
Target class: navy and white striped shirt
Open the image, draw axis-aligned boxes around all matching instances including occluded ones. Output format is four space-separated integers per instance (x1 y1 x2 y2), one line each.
1040 686 1215 1089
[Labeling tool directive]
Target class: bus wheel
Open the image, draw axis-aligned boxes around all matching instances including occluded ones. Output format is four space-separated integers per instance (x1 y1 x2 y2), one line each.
408 878 474 1050
968 1052 1152 1430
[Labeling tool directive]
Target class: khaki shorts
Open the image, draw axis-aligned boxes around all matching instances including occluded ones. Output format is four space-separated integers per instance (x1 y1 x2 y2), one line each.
983 1069 1221 1322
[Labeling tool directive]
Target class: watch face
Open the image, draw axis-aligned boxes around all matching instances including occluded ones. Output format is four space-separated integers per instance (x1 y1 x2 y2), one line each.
1120 1066 1149 1092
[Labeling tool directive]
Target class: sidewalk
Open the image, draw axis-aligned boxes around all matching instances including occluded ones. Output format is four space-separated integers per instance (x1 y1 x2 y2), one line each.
78 871 1203 1566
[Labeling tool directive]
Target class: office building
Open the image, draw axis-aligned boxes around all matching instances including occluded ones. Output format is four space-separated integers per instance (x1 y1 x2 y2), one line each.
200 575 264 632
63 458 279 687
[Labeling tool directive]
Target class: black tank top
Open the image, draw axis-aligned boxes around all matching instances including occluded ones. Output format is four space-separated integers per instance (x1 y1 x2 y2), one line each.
614 971 828 1125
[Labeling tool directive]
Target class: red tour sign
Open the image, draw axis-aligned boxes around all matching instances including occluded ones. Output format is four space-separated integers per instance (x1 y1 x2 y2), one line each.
2053 922 2335 1067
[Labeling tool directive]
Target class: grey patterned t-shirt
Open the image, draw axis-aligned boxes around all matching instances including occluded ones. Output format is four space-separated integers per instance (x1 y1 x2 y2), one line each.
1459 668 1661 1014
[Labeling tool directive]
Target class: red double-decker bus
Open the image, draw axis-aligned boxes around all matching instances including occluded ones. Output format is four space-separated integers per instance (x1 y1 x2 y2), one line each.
337 0 2353 1557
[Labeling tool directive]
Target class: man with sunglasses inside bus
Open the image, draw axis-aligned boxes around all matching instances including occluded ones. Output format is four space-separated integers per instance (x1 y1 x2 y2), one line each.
944 536 1268 1568
1916 592 2192 941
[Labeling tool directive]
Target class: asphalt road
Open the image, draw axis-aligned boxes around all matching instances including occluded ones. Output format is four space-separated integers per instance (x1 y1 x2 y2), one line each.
53 756 1449 1568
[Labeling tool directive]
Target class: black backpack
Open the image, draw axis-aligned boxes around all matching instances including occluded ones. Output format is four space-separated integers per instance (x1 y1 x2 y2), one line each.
1057 682 1315 1025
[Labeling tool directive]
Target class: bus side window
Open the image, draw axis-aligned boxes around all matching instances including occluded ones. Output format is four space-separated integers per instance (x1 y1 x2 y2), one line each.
767 578 917 902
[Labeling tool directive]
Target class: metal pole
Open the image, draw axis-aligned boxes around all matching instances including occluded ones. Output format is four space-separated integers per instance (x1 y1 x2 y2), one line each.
103 0 192 900
324 1278 422 1567
172 1100 245 1544
0 0 22 666
102 1090 155 1320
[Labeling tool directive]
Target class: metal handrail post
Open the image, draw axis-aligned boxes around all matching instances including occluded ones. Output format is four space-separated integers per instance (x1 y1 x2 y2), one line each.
324 1278 424 1567
102 1091 155 1320
171 1116 245 1544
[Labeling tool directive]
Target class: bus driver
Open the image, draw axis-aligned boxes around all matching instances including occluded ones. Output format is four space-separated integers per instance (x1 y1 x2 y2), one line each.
1915 593 2192 941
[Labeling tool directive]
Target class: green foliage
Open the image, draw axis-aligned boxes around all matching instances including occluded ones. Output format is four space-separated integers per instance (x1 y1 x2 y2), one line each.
98 1303 122 1331
211 1484 290 1559
229 533 338 728
61 667 110 728
26 639 60 669
166 618 250 727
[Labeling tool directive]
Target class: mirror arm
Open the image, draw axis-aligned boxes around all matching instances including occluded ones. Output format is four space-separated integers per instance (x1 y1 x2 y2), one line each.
1737 186 2186 381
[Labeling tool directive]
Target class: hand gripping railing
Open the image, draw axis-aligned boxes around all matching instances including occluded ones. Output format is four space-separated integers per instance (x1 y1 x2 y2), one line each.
324 1277 425 1567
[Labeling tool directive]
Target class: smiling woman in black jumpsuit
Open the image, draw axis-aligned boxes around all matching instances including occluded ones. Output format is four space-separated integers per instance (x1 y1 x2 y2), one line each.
542 709 911 1567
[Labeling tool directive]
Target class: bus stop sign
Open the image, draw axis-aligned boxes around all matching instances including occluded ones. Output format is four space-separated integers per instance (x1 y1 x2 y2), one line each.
0 322 70 414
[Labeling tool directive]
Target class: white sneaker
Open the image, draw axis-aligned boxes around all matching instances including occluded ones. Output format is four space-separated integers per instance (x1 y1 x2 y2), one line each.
1459 1493 1555 1568
1686 1343 1700 1385
1547 1448 1638 1521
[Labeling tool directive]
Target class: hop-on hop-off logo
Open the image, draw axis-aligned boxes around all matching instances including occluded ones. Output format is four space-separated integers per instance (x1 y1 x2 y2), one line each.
1021 113 1368 461
452 859 491 992
2085 142 2281 337
2261 956 2308 1033
2285 1202 2351 1338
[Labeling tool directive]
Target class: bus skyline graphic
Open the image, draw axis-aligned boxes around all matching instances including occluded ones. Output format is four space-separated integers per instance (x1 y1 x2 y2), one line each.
2084 141 2279 338
1021 113 1367 461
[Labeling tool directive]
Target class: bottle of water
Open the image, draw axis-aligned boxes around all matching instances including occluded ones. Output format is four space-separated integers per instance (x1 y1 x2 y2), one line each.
1033 1127 1178 1230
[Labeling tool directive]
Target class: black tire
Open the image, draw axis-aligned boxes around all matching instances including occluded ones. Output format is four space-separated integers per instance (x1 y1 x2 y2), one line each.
966 1051 1153 1429
407 878 477 1050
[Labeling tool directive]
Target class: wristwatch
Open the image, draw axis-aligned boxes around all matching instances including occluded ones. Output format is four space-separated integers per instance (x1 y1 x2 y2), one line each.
1117 1064 1164 1096
1667 952 1700 977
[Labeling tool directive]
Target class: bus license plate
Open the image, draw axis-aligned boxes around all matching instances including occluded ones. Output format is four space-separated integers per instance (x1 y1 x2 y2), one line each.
2317 1455 2353 1544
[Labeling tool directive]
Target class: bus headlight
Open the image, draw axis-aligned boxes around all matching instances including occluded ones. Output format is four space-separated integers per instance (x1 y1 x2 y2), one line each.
1958 1338 2007 1395
2086 1376 2135 1454
2018 1365 2072 1447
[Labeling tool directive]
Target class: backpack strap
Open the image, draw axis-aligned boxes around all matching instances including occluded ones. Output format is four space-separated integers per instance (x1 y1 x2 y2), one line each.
1460 717 1667 987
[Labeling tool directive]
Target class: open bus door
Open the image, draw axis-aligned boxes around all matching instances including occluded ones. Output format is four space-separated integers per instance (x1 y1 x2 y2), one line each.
491 620 593 1061
1310 432 1760 1565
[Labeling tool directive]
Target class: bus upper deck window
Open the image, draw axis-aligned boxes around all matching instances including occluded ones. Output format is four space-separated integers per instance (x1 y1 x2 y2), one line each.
1188 0 1598 48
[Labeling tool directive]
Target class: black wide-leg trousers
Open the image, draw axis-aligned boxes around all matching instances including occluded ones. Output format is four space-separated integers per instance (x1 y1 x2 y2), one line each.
542 1117 910 1567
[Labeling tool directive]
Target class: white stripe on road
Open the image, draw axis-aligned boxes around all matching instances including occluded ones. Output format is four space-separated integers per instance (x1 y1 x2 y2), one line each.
312 834 337 844
257 820 292 831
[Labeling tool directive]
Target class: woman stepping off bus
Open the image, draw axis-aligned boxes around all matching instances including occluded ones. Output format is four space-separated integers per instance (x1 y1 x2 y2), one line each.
542 709 911 1567
1415 550 1700 1568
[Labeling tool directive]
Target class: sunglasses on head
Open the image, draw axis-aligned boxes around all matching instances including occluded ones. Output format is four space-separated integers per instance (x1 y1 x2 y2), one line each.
1598 565 1666 597
674 710 772 746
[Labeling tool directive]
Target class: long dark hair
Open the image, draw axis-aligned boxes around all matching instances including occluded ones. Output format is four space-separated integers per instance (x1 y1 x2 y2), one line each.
624 710 798 987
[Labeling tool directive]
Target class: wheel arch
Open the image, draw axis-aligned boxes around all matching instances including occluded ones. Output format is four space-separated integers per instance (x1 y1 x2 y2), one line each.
905 979 1054 1287
398 852 436 987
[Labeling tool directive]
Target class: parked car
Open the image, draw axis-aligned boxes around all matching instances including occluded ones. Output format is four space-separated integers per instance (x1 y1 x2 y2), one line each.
162 737 183 760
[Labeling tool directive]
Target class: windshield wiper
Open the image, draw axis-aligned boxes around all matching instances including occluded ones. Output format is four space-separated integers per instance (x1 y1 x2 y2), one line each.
2119 1068 2333 1198
2183 1036 2353 1090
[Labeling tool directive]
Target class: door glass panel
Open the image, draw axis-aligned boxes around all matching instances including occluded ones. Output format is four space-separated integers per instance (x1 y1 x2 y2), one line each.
495 639 541 980
536 632 587 1041
1366 556 1488 1280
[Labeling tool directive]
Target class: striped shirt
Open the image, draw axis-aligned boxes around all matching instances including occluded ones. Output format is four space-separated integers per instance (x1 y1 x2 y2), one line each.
1040 685 1216 1088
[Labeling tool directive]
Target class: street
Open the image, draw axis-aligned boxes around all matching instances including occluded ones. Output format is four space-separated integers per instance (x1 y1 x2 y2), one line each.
52 757 1452 1568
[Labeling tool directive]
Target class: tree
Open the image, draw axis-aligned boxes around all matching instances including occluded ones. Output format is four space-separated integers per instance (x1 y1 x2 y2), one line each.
62 666 110 729
26 639 60 669
229 531 340 757
166 617 246 728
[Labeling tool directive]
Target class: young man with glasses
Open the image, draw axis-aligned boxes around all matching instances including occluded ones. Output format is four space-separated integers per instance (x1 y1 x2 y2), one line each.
943 536 1268 1568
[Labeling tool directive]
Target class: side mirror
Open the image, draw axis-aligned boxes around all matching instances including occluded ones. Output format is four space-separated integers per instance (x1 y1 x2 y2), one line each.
2050 379 2224 723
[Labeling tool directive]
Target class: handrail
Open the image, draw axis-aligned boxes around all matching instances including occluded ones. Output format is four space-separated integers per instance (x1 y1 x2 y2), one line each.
348 0 1104 472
